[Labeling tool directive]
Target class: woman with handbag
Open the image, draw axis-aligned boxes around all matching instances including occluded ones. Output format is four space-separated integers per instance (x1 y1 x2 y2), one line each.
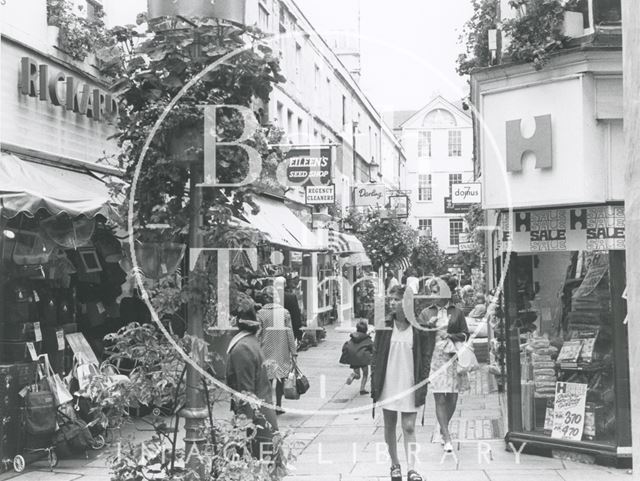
418 278 470 453
371 286 434 481
256 287 297 415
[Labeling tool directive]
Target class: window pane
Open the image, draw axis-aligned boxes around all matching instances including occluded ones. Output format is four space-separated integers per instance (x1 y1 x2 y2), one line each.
449 218 463 245
418 219 432 237
418 131 431 157
449 173 462 195
418 174 432 201
448 130 462 157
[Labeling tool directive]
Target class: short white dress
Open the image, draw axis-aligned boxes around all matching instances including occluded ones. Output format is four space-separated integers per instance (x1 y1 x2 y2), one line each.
378 324 417 413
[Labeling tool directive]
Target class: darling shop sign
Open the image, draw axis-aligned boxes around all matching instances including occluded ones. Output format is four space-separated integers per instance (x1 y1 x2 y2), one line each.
499 205 625 253
354 183 386 207
19 57 118 122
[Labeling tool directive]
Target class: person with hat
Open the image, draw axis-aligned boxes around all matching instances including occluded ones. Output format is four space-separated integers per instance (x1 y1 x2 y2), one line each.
418 277 470 453
226 302 279 460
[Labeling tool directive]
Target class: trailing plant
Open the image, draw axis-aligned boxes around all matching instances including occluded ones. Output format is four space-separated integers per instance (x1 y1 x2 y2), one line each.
47 0 109 62
345 209 418 272
457 0 499 75
502 0 580 69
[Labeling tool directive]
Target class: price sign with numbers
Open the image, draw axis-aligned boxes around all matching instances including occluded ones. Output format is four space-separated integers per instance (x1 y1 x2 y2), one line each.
551 381 588 441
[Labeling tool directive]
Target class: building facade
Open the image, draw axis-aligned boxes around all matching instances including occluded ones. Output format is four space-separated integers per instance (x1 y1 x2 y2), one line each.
387 96 473 254
472 0 629 465
255 0 406 211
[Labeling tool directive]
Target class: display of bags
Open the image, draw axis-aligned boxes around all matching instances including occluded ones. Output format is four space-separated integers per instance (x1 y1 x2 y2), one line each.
455 341 479 374
24 389 56 435
42 354 73 405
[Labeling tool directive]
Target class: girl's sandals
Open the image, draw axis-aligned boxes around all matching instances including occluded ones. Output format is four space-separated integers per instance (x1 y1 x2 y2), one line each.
407 470 423 481
390 463 402 481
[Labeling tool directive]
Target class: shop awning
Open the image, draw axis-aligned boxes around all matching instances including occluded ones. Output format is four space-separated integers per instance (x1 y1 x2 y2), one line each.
0 153 118 220
339 252 372 267
242 195 325 252
328 230 366 254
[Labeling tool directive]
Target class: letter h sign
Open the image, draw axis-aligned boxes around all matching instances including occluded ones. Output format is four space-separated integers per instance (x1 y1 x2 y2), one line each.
505 115 552 172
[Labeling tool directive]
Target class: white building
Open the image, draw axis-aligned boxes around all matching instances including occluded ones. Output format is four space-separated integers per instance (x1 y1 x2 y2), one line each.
386 96 473 254
255 0 406 210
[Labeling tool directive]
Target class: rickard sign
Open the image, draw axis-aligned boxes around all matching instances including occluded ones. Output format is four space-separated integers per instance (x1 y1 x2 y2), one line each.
19 57 118 122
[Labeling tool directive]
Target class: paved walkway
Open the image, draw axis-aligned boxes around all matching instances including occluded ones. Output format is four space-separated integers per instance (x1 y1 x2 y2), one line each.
0 325 632 481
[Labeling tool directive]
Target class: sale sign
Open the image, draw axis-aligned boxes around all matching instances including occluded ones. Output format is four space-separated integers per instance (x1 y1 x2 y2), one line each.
551 381 588 441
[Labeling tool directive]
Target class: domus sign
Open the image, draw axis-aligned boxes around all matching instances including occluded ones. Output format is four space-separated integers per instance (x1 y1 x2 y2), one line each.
451 182 482 204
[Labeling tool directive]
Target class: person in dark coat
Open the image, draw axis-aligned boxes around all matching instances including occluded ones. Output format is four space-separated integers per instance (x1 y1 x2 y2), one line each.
226 305 278 459
284 275 303 342
371 286 435 481
340 320 373 394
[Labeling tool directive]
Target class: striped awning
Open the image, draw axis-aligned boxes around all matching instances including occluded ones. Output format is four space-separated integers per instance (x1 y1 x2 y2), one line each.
391 257 411 270
328 230 365 254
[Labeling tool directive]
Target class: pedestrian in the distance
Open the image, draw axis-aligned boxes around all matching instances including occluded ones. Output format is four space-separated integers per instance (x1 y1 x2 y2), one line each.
339 320 373 395
283 274 304 343
385 270 400 295
371 285 434 481
256 286 298 415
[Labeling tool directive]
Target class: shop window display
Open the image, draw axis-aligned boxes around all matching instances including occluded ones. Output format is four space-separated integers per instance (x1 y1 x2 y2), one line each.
514 251 620 446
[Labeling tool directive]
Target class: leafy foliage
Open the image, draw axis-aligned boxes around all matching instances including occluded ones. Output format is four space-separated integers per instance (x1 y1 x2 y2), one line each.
503 0 578 69
47 0 109 62
410 236 447 277
346 209 418 271
457 0 499 75
457 0 582 74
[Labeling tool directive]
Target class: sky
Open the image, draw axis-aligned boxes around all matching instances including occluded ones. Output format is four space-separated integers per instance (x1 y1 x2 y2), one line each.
295 0 474 112
103 0 474 112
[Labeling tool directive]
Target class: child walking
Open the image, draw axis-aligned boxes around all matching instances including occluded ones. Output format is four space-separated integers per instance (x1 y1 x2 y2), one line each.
340 320 373 395
371 286 434 481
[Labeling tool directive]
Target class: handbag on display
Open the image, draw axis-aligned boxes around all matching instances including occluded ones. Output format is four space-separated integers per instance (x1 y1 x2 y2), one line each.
42 354 73 405
283 368 300 400
455 341 479 374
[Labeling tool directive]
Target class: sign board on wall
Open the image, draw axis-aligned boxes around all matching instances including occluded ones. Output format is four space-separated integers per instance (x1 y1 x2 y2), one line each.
354 183 386 207
305 185 335 205
499 205 625 253
551 382 588 441
444 197 471 214
284 147 332 187
451 183 482 204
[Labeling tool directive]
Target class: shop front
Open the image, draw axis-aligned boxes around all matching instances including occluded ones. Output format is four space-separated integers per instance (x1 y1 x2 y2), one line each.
471 45 627 464
496 206 630 466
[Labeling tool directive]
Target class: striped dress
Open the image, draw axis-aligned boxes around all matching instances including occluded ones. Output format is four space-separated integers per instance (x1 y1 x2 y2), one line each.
257 304 297 380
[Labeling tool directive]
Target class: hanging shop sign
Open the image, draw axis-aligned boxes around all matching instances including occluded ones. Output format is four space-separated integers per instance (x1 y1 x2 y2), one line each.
499 205 625 253
284 146 332 187
305 185 335 205
458 233 476 251
388 195 409 218
451 183 482 204
444 197 471 214
354 183 386 207
551 381 588 441
19 57 118 122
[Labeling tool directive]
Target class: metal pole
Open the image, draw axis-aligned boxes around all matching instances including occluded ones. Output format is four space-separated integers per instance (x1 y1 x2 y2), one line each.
181 166 209 477
622 0 640 470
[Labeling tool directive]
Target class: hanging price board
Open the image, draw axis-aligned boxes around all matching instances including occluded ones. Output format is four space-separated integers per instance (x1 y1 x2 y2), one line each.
26 342 38 361
33 322 42 342
56 329 65 351
551 382 588 441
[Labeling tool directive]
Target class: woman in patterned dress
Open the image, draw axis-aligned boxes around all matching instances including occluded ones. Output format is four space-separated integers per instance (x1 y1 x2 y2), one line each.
418 278 470 453
256 286 297 414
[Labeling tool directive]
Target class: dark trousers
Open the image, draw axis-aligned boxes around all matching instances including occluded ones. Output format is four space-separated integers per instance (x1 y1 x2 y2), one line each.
275 378 284 407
